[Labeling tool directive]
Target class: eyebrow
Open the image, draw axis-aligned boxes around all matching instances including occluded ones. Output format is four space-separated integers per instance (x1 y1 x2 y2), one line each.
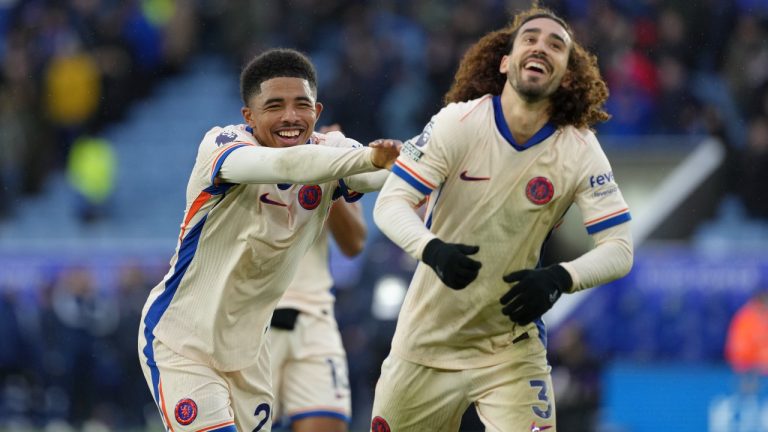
263 95 314 105
520 27 568 45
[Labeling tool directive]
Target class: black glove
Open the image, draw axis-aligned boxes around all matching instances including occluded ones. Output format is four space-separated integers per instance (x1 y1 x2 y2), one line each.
499 264 572 325
421 238 482 290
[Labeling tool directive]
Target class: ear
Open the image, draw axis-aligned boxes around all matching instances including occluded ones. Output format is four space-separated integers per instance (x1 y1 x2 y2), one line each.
315 102 324 120
560 71 573 90
241 106 253 126
499 55 510 74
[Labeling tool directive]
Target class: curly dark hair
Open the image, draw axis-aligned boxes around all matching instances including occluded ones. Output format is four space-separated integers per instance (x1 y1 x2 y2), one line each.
240 48 318 105
443 6 610 129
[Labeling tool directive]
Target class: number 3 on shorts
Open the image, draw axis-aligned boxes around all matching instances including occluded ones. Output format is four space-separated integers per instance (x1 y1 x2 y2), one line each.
529 380 552 419
252 402 271 432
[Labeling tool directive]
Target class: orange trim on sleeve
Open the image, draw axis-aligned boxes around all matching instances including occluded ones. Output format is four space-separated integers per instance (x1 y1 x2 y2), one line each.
584 208 629 226
209 141 254 178
395 160 438 190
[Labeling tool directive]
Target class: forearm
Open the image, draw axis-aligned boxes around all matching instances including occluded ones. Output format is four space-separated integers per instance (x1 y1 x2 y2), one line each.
218 145 375 184
560 223 634 292
373 175 436 259
328 201 366 257
343 170 391 193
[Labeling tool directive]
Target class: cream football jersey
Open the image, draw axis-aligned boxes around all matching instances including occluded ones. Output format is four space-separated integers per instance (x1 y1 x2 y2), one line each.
387 95 631 369
275 228 335 316
141 125 361 371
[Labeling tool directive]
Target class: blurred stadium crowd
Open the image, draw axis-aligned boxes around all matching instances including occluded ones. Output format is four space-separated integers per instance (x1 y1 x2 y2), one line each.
1 0 768 431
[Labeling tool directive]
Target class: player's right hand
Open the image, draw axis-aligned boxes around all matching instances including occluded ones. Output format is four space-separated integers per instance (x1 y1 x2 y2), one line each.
421 238 482 290
368 139 401 170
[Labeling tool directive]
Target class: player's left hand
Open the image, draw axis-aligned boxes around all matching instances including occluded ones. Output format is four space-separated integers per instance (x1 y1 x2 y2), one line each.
499 264 572 325
369 139 402 170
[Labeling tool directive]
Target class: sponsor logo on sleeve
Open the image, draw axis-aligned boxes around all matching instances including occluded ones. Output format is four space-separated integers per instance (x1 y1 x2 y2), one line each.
588 171 614 188
589 171 618 198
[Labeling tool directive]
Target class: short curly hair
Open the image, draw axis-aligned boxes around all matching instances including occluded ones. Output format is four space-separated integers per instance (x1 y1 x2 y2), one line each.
240 48 318 105
444 6 610 129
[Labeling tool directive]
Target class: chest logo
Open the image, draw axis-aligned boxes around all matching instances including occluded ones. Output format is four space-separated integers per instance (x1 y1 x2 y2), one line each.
371 416 391 432
298 185 322 210
525 176 554 205
174 398 198 425
259 193 287 207
460 170 491 181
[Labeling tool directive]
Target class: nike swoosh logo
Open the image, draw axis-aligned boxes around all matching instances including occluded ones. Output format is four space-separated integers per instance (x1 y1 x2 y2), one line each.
259 193 287 207
460 170 491 181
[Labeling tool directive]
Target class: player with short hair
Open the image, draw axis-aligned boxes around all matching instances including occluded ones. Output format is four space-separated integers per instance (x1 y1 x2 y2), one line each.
371 6 633 431
270 197 364 432
138 48 397 432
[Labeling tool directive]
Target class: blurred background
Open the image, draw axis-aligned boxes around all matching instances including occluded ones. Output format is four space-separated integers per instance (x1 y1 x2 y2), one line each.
1 0 767 431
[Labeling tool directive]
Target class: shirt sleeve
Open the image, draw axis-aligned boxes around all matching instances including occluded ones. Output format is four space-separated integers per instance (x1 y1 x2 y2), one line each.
318 131 388 196
217 142 376 185
560 222 633 292
573 133 632 234
561 133 633 291
186 126 256 196
373 106 461 259
374 174 437 259
389 108 456 197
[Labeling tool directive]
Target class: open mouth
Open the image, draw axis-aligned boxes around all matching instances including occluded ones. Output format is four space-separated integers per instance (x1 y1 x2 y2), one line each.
275 128 304 145
523 59 549 76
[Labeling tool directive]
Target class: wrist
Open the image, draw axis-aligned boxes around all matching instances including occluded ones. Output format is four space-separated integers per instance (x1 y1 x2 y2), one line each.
421 238 445 266
549 264 573 292
366 147 379 169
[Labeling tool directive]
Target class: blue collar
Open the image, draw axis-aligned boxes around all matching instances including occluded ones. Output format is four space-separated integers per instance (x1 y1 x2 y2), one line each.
492 95 557 151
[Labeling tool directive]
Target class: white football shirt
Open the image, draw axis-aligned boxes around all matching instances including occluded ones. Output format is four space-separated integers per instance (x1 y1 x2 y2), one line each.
275 228 335 317
141 125 372 371
376 95 631 369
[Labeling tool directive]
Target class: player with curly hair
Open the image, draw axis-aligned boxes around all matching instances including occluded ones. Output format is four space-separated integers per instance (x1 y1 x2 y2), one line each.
371 5 633 431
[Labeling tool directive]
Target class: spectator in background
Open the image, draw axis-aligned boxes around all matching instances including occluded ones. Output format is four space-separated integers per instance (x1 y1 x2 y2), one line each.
66 133 116 224
109 264 158 429
725 286 768 376
549 324 603 432
737 115 768 219
46 267 119 429
723 15 768 118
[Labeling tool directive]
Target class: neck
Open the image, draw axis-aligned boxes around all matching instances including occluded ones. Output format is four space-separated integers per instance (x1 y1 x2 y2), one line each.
500 84 552 144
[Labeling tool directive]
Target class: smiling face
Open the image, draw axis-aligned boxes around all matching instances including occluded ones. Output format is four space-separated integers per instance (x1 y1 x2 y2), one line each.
241 77 323 148
500 17 572 102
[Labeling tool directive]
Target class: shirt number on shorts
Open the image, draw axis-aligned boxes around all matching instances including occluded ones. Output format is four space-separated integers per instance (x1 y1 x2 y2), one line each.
529 380 552 419
252 402 270 432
